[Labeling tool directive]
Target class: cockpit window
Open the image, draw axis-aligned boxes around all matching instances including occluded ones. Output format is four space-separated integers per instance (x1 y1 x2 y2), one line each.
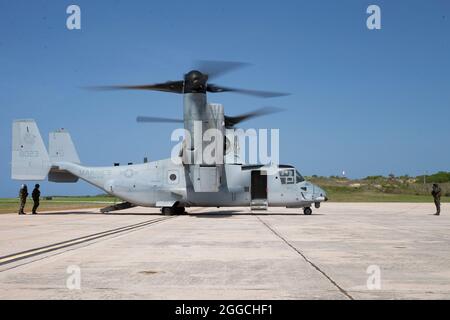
296 170 305 183
279 169 295 184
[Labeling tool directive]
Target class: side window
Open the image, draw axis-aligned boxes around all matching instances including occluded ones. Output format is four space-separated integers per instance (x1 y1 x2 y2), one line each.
279 169 295 184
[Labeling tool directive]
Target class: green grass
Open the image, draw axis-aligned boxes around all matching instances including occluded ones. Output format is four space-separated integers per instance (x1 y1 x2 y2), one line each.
324 186 450 202
0 195 119 214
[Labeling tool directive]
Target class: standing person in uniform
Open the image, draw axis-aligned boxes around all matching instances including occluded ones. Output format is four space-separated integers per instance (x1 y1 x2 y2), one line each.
18 184 28 215
431 183 442 216
32 184 41 215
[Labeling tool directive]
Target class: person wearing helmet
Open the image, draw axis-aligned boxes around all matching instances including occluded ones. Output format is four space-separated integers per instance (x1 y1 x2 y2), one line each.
18 184 28 215
32 184 41 215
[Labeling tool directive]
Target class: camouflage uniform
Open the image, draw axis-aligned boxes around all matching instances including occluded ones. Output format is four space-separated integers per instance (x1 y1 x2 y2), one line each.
32 184 41 215
18 185 28 215
431 184 442 215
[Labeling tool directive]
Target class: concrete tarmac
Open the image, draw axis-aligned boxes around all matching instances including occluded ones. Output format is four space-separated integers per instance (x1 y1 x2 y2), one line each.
0 203 449 299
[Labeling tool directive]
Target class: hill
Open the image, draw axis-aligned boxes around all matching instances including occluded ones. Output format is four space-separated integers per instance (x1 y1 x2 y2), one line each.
308 173 450 202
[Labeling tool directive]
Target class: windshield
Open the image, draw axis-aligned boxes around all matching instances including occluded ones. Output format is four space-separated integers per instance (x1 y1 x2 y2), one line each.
296 170 305 183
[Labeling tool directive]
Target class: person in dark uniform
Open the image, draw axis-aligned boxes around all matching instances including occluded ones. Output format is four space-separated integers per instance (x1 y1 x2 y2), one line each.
431 183 442 215
32 184 41 215
18 184 28 215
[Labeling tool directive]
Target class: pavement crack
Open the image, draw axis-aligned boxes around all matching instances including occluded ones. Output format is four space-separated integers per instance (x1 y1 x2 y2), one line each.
255 215 354 300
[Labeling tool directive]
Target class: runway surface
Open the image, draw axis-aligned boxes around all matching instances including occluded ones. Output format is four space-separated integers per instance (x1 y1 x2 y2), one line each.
0 203 449 299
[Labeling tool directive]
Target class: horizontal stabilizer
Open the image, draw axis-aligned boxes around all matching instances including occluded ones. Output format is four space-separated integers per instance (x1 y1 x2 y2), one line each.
48 167 79 183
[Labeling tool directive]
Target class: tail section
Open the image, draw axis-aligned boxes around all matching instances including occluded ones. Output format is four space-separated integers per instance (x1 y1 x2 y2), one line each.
12 120 80 183
12 120 51 180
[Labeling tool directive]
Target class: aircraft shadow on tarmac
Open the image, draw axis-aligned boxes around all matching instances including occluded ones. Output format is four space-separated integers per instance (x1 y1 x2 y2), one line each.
36 210 324 217
37 211 162 216
189 210 325 217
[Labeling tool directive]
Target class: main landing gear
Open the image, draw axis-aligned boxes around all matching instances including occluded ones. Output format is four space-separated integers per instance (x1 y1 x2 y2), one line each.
303 207 312 215
161 207 185 216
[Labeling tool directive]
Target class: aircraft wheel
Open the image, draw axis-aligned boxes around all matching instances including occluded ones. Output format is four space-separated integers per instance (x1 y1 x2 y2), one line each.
161 207 174 216
303 207 312 215
174 207 185 215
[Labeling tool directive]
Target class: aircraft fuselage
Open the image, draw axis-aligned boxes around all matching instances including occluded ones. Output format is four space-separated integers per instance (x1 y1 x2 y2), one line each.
54 159 327 209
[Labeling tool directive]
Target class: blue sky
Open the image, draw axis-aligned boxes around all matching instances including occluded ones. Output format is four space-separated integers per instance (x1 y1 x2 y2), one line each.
1 0 449 197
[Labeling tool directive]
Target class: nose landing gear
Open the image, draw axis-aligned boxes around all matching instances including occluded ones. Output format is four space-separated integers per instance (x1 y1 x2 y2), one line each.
303 207 312 215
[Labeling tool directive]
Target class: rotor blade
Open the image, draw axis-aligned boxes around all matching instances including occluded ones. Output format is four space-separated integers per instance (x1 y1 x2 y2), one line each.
194 60 250 79
225 106 283 128
137 116 184 124
207 84 289 98
89 81 184 94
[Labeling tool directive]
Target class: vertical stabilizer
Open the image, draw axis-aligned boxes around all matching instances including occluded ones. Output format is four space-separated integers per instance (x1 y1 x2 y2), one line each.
49 129 80 164
11 120 51 180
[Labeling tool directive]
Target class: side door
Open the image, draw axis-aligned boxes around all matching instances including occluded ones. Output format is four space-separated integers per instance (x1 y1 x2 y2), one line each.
251 170 267 201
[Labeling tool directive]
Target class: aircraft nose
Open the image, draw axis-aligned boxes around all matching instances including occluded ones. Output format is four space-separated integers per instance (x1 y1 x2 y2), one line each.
314 185 327 201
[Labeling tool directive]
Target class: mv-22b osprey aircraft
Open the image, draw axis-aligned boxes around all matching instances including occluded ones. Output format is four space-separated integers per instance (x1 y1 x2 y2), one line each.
11 62 327 215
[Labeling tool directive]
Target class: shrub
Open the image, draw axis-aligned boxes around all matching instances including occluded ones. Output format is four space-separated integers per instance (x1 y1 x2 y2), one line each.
416 171 450 184
364 175 384 180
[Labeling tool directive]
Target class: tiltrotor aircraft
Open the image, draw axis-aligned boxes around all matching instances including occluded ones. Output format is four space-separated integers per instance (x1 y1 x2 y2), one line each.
11 62 327 215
